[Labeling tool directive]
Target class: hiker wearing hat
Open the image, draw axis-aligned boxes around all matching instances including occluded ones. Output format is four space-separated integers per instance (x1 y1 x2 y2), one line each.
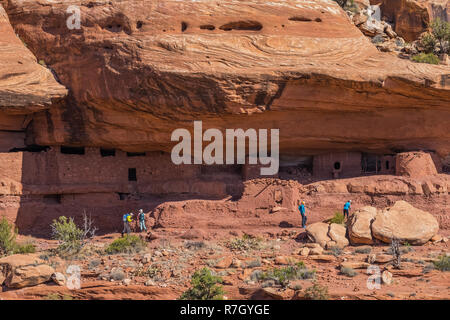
138 209 147 232
343 200 352 219
298 201 307 228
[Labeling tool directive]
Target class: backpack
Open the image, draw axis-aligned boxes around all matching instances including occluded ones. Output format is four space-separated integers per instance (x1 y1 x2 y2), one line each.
123 213 128 222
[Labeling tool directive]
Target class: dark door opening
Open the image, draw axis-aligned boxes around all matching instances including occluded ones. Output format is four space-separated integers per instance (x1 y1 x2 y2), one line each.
100 148 116 157
61 146 85 155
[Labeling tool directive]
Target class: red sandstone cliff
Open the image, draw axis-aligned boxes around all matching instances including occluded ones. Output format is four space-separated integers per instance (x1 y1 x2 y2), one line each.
0 0 449 156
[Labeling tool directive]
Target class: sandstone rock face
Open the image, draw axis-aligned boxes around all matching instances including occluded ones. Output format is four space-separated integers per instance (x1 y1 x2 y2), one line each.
0 254 55 288
306 223 331 248
371 201 439 244
1 0 449 156
395 151 438 178
378 0 448 42
348 206 378 244
0 4 67 113
328 223 349 248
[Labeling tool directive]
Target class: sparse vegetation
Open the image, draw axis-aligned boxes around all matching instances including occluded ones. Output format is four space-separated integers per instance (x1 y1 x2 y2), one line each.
0 217 36 256
133 264 163 278
257 262 315 287
329 212 345 225
105 235 146 254
304 282 329 300
340 266 358 277
50 214 97 255
179 268 224 300
333 0 359 13
226 234 262 251
433 255 450 272
355 246 371 254
328 246 343 257
44 293 74 300
411 53 440 64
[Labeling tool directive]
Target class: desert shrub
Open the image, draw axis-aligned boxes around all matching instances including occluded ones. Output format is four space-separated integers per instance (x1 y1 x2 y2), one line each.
327 246 343 257
0 217 35 256
0 217 17 256
14 243 36 254
246 258 262 268
340 266 358 277
355 246 372 254
420 32 437 53
333 0 359 13
433 255 450 272
179 268 224 300
51 214 97 255
304 282 329 300
329 212 345 225
258 262 315 287
411 53 440 64
105 235 146 254
226 234 261 251
184 241 206 250
430 18 450 53
133 264 163 278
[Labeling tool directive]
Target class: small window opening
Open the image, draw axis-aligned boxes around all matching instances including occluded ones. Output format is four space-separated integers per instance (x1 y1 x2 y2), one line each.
386 161 390 170
61 146 85 155
100 148 116 157
334 162 341 170
43 194 62 204
127 152 146 157
128 168 137 181
181 22 188 32
118 193 130 200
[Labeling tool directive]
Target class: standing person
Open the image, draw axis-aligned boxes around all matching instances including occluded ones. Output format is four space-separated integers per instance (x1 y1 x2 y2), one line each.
343 200 352 219
121 212 133 237
138 209 147 232
298 201 307 228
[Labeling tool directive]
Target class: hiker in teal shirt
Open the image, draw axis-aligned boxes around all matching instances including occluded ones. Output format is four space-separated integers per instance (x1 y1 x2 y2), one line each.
343 200 352 219
298 201 307 228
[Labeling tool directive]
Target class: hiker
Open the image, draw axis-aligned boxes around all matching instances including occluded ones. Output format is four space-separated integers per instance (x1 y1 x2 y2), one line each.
138 209 147 232
298 201 307 228
121 212 133 237
343 200 352 219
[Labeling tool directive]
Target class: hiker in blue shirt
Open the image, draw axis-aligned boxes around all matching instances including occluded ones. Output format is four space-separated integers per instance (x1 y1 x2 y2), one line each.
343 200 352 219
298 201 307 228
121 212 133 237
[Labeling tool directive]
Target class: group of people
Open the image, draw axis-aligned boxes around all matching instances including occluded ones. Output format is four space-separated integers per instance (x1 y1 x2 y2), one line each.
121 200 353 236
298 200 352 228
121 209 147 237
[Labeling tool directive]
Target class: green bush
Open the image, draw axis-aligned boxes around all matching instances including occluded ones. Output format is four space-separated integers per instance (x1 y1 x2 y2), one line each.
0 217 35 256
179 268 224 300
0 217 17 256
51 215 96 255
14 243 36 254
329 212 345 224
411 53 440 65
51 216 84 254
258 262 315 287
430 18 450 54
420 32 437 53
433 255 450 272
105 235 146 254
333 0 359 13
304 282 329 300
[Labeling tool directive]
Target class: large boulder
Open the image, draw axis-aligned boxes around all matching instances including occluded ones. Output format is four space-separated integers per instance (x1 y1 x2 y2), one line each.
371 201 439 245
327 223 349 248
305 223 332 248
395 152 438 178
348 206 378 244
0 254 55 288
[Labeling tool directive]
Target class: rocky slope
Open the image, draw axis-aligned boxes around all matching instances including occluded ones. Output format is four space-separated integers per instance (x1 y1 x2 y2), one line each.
1 0 449 156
